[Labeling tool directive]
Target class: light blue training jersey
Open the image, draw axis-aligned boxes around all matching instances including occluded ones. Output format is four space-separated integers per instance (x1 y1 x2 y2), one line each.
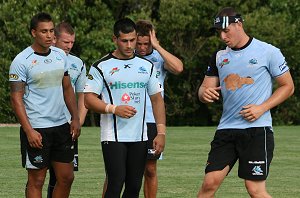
206 38 289 129
84 53 163 142
64 53 87 121
143 50 166 123
9 46 69 128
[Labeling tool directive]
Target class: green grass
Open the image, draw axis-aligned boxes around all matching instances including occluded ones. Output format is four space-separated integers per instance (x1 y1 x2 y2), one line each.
1 126 300 197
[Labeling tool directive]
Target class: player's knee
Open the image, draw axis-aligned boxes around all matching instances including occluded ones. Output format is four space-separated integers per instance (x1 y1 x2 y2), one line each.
201 178 220 193
57 173 74 187
144 166 156 178
245 185 271 198
27 177 45 190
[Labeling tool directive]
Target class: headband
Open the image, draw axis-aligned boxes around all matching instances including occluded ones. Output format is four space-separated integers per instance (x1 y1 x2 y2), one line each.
213 15 243 29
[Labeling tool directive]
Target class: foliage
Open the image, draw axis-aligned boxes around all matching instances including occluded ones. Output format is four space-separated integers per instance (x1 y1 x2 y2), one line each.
0 0 299 125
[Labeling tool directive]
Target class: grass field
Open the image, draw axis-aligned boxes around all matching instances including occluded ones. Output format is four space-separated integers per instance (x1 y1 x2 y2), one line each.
1 126 300 197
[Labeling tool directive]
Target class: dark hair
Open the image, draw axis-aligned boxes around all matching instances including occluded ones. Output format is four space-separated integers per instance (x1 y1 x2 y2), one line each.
54 21 75 38
113 18 136 38
29 12 53 33
216 7 238 17
136 20 154 37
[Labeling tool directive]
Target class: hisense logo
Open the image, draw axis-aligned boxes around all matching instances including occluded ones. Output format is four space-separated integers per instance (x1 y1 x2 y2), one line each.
109 81 147 89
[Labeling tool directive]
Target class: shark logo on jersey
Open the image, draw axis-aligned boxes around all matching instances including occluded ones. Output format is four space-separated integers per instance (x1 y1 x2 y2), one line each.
150 57 158 62
249 58 258 65
252 165 263 175
121 93 131 103
138 66 148 74
109 67 120 75
70 63 77 69
279 62 287 71
44 59 52 64
219 58 230 67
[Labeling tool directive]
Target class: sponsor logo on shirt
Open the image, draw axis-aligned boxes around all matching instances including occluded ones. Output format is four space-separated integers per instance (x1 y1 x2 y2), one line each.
9 74 19 80
129 92 141 103
138 66 148 74
156 71 161 78
109 67 120 75
279 62 287 71
207 66 211 72
121 93 130 103
219 58 230 67
124 64 132 69
109 81 147 89
44 59 52 64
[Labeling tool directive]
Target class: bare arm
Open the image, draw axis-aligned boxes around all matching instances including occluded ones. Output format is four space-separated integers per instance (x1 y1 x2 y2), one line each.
77 92 88 126
63 75 80 140
198 76 221 103
150 92 166 154
240 71 294 122
10 82 43 149
150 30 183 75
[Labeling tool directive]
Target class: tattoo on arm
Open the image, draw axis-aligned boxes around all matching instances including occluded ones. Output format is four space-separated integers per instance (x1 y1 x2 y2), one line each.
10 82 25 93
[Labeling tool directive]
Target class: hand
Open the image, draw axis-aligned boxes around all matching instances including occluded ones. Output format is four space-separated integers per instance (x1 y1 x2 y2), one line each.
114 105 137 119
240 104 266 122
27 129 43 149
70 119 81 141
202 86 221 103
149 29 160 49
153 134 165 155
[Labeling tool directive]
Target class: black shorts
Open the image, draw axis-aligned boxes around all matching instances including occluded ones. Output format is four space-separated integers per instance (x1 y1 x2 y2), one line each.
146 123 162 160
20 123 74 169
205 127 274 180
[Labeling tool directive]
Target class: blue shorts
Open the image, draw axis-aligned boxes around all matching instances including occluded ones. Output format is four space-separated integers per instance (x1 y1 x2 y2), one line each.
20 123 74 169
205 127 274 180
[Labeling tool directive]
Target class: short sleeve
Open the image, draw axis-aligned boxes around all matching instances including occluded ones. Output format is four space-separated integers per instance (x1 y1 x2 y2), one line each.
75 63 87 93
147 66 163 96
9 57 27 82
84 65 104 95
205 51 219 77
268 48 289 78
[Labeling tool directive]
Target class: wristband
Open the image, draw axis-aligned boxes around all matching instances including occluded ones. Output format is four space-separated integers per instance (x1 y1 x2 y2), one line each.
105 104 111 113
157 132 166 135
112 105 117 114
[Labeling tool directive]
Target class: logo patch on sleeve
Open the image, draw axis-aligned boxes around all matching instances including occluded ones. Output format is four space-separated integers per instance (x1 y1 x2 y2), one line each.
9 74 19 80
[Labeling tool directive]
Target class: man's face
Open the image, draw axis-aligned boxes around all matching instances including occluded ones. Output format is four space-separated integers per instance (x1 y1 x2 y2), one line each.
136 35 152 56
113 31 137 59
31 21 54 49
217 22 242 48
54 32 75 55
